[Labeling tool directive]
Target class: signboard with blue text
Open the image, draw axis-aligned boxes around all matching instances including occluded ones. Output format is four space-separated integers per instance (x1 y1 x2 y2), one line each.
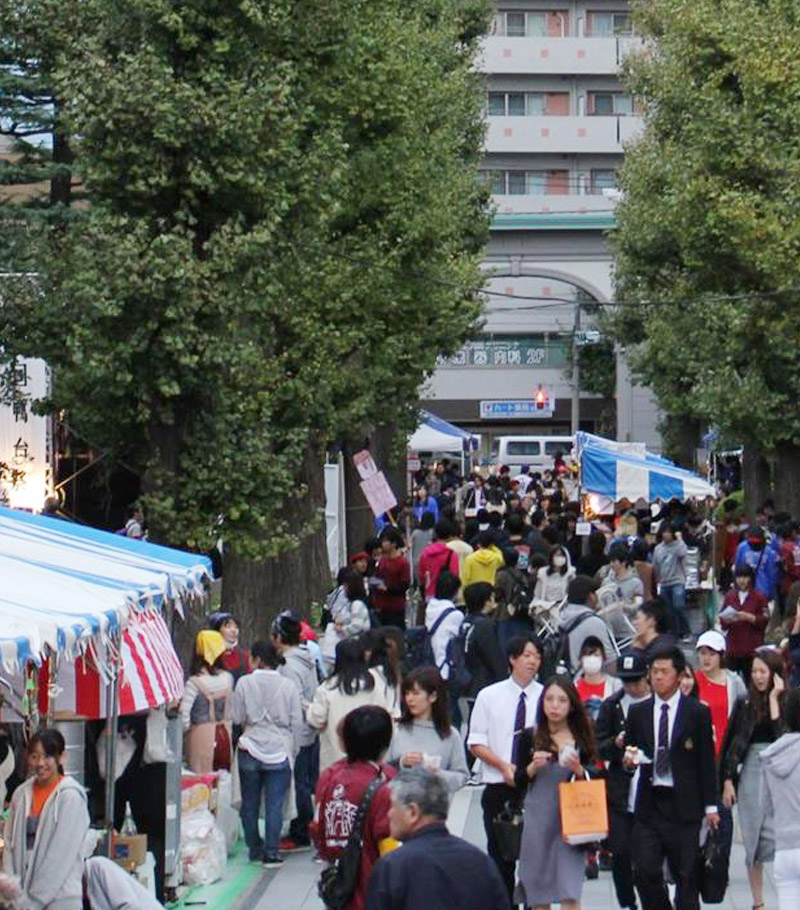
480 399 556 420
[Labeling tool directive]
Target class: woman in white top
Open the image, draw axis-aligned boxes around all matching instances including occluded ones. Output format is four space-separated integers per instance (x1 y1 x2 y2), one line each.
180 630 235 773
533 545 575 606
321 570 372 671
306 638 395 770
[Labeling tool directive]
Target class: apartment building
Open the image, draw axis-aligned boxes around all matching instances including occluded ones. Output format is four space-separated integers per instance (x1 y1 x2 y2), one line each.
422 1 661 451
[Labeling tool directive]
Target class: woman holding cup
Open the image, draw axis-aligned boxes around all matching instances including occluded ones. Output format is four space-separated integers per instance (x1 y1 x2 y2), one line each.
386 667 469 793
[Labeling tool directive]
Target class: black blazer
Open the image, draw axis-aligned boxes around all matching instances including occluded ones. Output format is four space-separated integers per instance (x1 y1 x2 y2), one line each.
594 689 631 812
625 694 717 824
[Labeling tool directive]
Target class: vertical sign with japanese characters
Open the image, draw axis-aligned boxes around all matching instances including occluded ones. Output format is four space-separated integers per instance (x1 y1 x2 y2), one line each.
0 357 51 510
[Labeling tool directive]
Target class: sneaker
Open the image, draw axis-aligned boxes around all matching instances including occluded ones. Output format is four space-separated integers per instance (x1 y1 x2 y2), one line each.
585 858 599 881
598 849 613 872
279 837 312 853
263 856 284 869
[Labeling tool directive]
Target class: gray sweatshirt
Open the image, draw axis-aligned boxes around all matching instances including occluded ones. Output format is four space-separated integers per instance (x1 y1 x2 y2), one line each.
3 775 90 910
559 602 617 673
386 719 469 793
279 646 319 748
652 539 688 587
760 732 800 851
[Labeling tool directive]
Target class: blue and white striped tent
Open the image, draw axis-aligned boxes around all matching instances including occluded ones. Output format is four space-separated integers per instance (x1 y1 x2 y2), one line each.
576 433 715 503
0 505 213 670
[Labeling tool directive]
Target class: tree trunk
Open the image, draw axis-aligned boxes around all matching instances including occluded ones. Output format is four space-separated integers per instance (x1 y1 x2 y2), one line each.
742 443 771 519
666 415 700 469
221 442 331 642
773 441 800 515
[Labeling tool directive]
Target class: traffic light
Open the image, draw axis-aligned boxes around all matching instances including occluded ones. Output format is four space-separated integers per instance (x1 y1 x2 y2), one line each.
535 386 548 410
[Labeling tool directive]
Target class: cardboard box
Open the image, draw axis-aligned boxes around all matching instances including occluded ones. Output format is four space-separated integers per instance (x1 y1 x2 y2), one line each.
112 834 148 869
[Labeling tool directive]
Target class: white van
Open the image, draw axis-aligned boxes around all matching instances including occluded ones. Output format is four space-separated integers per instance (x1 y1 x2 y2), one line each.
490 435 575 474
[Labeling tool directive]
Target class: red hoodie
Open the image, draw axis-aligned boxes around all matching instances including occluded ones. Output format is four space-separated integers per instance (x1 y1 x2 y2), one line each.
312 760 396 910
418 541 460 599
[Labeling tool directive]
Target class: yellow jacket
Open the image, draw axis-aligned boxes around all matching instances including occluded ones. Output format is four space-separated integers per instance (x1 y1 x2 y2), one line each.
461 545 504 587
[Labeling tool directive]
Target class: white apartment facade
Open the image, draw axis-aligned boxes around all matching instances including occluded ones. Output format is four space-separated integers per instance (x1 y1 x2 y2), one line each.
422 1 661 451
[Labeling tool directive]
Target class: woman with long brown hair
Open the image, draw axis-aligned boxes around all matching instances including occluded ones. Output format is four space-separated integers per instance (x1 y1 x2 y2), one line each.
386 667 468 793
721 647 786 910
514 676 597 910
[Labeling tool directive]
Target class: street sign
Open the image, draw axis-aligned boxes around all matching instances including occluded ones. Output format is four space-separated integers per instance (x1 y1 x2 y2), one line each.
407 456 421 473
480 399 555 420
353 449 378 480
575 330 602 346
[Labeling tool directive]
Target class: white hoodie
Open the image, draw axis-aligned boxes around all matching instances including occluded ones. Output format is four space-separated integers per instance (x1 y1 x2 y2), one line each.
424 598 465 681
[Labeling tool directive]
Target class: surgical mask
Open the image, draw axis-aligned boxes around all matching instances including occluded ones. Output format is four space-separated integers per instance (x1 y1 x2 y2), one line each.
581 655 603 675
553 555 567 568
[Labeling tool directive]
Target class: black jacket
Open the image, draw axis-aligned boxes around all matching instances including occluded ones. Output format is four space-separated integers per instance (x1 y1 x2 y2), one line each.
625 694 718 824
595 689 633 812
464 616 507 698
719 697 785 787
365 822 508 910
512 727 596 790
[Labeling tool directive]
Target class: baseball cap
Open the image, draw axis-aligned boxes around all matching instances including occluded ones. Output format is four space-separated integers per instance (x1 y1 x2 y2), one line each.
696 630 726 653
616 652 647 680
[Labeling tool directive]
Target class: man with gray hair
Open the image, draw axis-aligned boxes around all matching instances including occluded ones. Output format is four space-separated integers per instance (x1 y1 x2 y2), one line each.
365 769 508 910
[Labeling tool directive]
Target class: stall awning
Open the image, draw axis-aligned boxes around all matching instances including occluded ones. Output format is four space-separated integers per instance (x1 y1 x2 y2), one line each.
577 433 715 502
408 411 479 453
0 506 211 716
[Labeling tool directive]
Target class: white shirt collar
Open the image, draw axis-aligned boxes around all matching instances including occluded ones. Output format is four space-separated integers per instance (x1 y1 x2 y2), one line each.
509 676 542 698
655 688 681 711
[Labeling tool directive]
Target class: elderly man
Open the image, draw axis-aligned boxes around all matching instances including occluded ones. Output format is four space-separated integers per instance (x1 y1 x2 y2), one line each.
366 769 508 910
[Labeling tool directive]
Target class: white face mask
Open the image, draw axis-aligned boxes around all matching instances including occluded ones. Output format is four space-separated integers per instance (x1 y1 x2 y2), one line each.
581 655 603 675
553 555 567 568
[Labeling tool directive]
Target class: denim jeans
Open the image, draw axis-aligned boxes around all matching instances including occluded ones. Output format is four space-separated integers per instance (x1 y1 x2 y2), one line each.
288 740 319 843
238 750 291 860
660 583 689 636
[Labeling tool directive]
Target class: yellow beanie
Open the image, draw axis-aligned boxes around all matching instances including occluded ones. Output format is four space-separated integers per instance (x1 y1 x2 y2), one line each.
196 629 226 666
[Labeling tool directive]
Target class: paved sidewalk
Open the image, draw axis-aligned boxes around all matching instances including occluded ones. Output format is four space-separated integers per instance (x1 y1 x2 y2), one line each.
212 785 777 910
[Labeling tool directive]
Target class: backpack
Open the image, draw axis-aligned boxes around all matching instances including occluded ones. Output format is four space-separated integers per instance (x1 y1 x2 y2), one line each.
508 570 533 615
403 607 458 675
539 611 594 679
442 621 472 697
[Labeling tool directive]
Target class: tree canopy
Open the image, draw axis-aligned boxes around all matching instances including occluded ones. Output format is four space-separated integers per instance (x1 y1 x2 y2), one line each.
1 0 491 567
611 0 800 458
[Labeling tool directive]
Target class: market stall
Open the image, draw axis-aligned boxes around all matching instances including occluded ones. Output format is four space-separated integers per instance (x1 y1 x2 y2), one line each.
408 410 480 477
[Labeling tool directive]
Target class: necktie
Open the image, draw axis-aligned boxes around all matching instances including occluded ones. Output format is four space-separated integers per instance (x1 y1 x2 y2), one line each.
656 703 671 778
512 691 527 766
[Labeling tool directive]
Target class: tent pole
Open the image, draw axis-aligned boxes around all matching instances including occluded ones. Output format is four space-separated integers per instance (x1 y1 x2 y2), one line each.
104 636 122 854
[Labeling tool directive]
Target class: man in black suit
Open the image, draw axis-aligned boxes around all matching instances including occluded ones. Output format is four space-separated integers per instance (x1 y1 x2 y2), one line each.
623 646 719 910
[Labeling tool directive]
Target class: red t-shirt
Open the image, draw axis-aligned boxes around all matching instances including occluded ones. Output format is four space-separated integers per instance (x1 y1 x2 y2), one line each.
373 555 410 615
696 672 728 759
312 760 396 910
576 678 607 722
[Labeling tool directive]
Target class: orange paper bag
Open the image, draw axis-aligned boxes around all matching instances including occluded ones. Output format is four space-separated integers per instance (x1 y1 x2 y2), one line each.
558 777 609 845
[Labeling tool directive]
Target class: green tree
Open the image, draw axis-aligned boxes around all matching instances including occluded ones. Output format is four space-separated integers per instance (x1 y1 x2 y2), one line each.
610 0 800 509
4 0 490 634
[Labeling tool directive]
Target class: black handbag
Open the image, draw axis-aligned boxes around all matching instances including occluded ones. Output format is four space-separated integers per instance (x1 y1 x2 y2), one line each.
697 825 730 904
318 773 384 910
492 801 524 862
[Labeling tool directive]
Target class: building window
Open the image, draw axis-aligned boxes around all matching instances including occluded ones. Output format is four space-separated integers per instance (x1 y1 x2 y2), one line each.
486 91 570 116
590 169 617 193
588 91 635 115
482 169 570 196
497 10 569 37
586 11 633 37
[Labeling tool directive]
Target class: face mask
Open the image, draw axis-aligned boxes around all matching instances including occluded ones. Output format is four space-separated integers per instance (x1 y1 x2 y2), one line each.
553 555 567 568
581 655 603 675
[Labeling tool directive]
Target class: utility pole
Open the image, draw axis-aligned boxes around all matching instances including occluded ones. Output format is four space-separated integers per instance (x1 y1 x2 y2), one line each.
571 299 580 435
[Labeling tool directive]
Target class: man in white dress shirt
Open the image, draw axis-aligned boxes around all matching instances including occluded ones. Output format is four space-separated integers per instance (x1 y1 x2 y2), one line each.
467 634 544 904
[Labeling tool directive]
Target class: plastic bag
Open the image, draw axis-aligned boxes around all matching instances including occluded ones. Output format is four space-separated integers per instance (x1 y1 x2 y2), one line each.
214 771 239 854
143 707 174 764
180 809 227 886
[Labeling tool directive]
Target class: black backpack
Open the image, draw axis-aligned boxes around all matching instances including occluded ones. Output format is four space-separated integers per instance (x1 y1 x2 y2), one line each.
539 611 593 679
403 607 458 675
442 619 472 696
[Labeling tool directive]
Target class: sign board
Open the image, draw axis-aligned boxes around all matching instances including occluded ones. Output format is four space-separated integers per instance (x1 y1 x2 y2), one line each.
575 330 602 346
480 399 555 420
575 521 592 537
0 357 51 511
360 471 398 518
436 335 568 370
406 456 421 473
353 449 378 481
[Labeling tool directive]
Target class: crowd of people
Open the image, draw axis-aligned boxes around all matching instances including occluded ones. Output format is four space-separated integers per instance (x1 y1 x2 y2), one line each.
7 460 800 910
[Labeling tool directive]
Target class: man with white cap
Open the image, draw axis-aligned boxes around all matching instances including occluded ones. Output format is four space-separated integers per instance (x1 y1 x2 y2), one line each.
694 628 747 897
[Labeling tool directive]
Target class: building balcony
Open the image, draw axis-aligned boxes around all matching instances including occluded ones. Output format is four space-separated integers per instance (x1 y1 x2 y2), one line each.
478 36 645 76
491 193 618 215
485 115 643 154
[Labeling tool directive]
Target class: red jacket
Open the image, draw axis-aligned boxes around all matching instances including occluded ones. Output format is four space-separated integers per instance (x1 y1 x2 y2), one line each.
312 760 396 910
720 588 769 658
372 555 410 615
418 541 460 599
